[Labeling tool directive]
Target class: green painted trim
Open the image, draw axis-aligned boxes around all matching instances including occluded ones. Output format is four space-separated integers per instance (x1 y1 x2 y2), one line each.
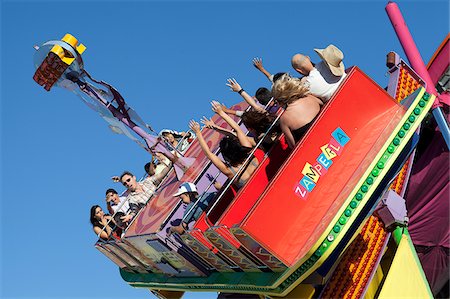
274 88 434 296
392 226 405 245
121 269 280 292
120 89 435 296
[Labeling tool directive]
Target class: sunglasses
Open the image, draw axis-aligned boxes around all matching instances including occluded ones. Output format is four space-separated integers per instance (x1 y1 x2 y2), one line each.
122 177 132 186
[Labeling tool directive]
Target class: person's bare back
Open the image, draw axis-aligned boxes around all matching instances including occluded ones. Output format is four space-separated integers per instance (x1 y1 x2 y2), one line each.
280 94 322 148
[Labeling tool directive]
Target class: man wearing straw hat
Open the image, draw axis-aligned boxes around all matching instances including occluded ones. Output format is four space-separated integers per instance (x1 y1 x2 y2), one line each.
291 44 347 102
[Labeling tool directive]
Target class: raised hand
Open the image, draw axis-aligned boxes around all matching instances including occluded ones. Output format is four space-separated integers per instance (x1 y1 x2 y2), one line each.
226 78 242 92
120 214 133 223
189 120 201 133
201 116 215 129
252 57 264 70
211 100 225 115
154 152 165 161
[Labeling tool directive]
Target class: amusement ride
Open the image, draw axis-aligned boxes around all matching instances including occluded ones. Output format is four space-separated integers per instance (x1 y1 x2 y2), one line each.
32 2 449 298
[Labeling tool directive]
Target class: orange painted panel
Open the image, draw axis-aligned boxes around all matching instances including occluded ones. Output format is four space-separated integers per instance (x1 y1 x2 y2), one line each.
240 68 405 266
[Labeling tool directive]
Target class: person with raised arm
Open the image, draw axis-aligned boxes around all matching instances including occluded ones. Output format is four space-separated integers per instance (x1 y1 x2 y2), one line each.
189 117 259 189
144 152 172 178
252 57 274 83
105 188 129 215
272 74 323 149
240 109 280 151
118 153 173 223
226 78 266 114
204 102 280 153
200 116 237 138
211 101 257 147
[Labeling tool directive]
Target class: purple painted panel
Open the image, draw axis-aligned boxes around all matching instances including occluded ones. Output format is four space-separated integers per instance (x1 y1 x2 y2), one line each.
406 123 449 294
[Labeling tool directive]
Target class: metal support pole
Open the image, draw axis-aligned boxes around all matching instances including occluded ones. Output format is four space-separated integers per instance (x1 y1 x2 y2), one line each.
386 1 450 149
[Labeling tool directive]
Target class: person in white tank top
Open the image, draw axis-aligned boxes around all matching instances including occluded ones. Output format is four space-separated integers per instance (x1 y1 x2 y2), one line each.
291 44 347 102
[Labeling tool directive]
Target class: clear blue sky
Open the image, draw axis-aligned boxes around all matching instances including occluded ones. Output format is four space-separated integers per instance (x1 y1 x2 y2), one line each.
1 0 448 298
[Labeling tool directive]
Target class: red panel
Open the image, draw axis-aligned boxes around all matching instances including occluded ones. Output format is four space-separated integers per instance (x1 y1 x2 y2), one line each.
193 213 213 232
189 185 238 247
202 183 238 225
240 68 406 266
189 154 274 252
214 226 242 249
203 135 290 254
217 135 291 227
